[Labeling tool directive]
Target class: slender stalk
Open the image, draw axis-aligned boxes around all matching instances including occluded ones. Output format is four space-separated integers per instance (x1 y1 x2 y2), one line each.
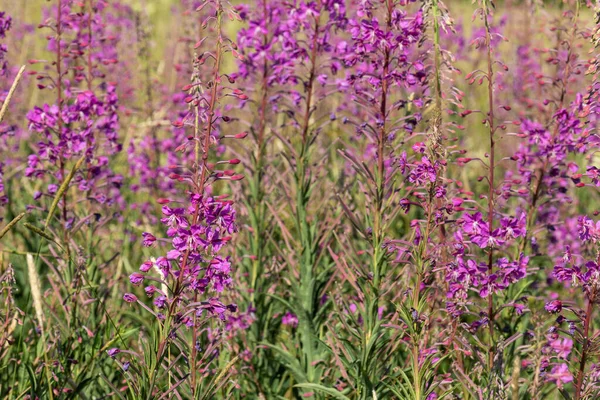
84 0 95 186
482 2 496 372
152 5 225 395
249 0 270 300
413 343 421 400
56 0 63 131
367 0 392 339
191 8 224 393
518 6 578 255
197 12 222 198
574 291 595 400
86 0 93 91
431 0 442 114
294 10 321 386
175 6 223 295
359 2 392 398
428 0 447 310
190 105 201 395
372 0 392 290
55 0 70 260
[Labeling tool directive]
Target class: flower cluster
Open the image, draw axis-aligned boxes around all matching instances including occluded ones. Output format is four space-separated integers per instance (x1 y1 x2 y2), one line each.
553 216 600 291
3 0 600 398
131 195 237 312
235 0 292 86
0 12 11 77
0 11 12 209
27 0 124 212
118 1 245 396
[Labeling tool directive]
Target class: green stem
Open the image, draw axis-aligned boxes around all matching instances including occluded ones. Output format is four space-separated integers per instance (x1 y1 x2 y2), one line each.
482 1 496 373
294 12 321 386
574 292 594 400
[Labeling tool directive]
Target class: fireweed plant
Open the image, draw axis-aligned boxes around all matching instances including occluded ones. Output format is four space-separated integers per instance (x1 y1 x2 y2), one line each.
117 0 244 398
3 0 600 398
439 1 538 396
228 0 287 396
0 11 13 210
330 0 435 398
0 0 134 398
245 0 350 396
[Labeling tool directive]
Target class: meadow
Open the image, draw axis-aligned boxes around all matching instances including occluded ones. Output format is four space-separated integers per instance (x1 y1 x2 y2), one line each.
1 0 600 398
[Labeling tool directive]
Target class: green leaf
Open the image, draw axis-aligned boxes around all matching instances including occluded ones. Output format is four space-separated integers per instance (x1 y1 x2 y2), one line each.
294 383 351 400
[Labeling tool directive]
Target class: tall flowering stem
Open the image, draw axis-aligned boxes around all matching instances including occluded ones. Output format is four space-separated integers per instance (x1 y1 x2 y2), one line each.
238 0 274 305
294 6 320 386
56 0 69 254
120 0 243 397
549 217 600 397
0 11 12 210
338 0 426 396
518 5 581 256
266 0 347 391
482 0 497 371
442 3 531 393
28 0 124 242
574 291 594 400
189 5 224 393
231 0 284 394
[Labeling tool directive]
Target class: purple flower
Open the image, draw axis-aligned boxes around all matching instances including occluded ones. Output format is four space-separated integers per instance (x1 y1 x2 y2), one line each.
142 232 156 247
408 156 438 185
470 226 504 249
0 12 11 76
129 273 144 286
123 293 137 303
161 206 188 232
545 300 562 314
200 297 236 321
546 363 573 389
0 13 11 39
145 285 156 297
139 260 153 272
107 348 120 358
577 215 596 242
500 213 526 239
549 337 572 359
154 295 167 309
461 212 485 235
282 312 298 328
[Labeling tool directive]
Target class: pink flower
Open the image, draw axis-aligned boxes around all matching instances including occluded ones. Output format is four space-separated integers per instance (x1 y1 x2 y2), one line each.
123 293 137 303
545 300 562 314
548 337 573 359
142 232 156 247
282 312 298 328
546 363 573 389
107 348 120 358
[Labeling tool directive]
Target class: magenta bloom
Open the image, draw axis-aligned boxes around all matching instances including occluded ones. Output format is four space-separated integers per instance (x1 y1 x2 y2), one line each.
123 293 137 303
107 348 120 358
282 312 298 328
154 296 167 309
546 364 573 389
545 300 562 314
139 260 153 272
549 337 573 359
0 12 11 77
461 212 485 235
142 232 156 247
145 285 156 297
129 273 144 286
